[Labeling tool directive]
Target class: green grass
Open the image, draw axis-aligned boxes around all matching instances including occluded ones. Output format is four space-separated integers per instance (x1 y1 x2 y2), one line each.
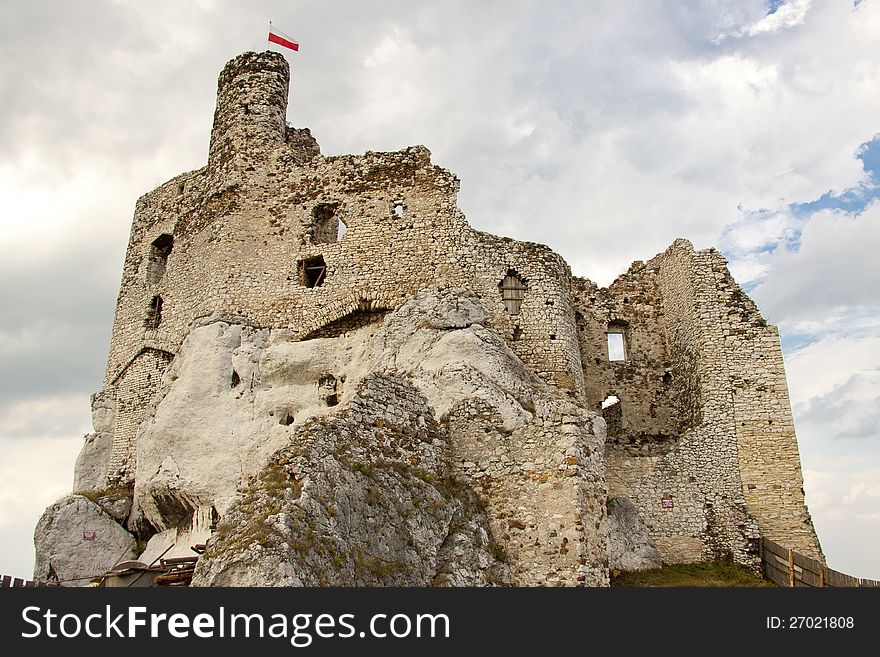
611 559 775 587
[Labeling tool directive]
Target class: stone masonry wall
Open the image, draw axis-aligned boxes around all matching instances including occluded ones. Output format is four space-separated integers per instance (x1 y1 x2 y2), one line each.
109 348 173 483
589 240 819 564
579 241 755 563
446 396 607 586
573 261 687 451
709 254 823 560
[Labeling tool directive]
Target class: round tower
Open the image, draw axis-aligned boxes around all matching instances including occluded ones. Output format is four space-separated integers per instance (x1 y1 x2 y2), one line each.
208 51 290 176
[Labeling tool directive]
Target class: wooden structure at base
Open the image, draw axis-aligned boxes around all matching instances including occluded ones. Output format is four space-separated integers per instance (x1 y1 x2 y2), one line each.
760 538 879 588
0 574 35 587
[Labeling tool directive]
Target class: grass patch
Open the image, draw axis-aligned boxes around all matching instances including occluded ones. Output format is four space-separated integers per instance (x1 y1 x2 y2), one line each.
611 559 775 587
75 486 132 504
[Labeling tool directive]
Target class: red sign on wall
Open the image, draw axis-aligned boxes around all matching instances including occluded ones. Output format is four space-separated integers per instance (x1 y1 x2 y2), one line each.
83 531 96 540
660 497 674 509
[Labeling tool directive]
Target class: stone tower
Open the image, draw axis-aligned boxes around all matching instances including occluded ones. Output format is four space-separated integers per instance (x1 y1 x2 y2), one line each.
208 52 290 185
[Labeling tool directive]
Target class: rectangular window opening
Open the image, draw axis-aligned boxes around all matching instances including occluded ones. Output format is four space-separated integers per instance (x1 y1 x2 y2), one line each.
500 273 526 315
300 256 327 288
607 332 626 361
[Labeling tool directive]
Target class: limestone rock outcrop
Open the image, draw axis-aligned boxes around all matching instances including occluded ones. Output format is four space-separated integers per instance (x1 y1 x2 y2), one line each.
192 374 511 586
120 287 607 585
33 495 137 586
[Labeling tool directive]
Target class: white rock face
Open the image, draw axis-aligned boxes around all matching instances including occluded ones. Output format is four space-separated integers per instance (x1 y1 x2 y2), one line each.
131 288 530 535
33 495 136 586
606 497 662 572
73 390 116 492
129 322 376 534
73 432 112 492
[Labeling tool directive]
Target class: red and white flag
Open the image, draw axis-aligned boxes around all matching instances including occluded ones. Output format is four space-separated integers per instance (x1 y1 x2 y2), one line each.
268 25 299 52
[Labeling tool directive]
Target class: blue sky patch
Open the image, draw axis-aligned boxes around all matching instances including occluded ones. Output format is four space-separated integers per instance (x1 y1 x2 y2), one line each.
791 134 880 218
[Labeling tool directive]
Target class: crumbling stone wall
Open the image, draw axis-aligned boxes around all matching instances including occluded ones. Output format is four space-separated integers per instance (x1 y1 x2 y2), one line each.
108 348 173 483
446 396 607 586
711 257 823 559
579 240 821 564
574 261 687 450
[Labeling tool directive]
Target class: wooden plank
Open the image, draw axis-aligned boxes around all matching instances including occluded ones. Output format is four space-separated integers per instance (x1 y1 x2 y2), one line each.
825 568 860 587
762 538 787 556
791 552 822 587
763 561 791 588
794 567 821 587
161 556 199 566
792 550 822 575
771 553 789 567
766 568 790 588
761 539 877 588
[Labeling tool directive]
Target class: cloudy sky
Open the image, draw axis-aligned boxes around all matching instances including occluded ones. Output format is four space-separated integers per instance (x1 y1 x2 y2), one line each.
1 0 878 581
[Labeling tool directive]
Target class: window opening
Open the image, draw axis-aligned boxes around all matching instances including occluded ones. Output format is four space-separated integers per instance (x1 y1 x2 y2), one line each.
601 394 622 438
601 394 620 409
146 234 174 284
300 256 327 288
499 272 527 315
145 295 163 329
607 331 626 361
311 203 340 244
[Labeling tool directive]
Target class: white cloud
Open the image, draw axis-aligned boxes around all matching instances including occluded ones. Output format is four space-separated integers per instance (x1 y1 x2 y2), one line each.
802 468 880 578
744 0 813 37
842 480 880 505
0 436 82 579
0 394 91 441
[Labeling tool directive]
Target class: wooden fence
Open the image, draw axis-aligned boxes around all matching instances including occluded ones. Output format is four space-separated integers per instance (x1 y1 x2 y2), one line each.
761 538 880 588
0 574 35 587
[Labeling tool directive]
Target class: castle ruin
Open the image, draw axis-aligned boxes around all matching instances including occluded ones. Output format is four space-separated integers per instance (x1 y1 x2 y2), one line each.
36 51 822 586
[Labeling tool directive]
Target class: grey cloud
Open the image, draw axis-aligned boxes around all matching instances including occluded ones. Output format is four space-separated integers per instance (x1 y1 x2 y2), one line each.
751 206 880 325
796 371 880 441
0 249 115 412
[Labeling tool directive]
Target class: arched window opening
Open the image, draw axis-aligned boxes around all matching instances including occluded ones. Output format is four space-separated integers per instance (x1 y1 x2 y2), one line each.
145 295 163 329
146 234 174 284
499 271 527 315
